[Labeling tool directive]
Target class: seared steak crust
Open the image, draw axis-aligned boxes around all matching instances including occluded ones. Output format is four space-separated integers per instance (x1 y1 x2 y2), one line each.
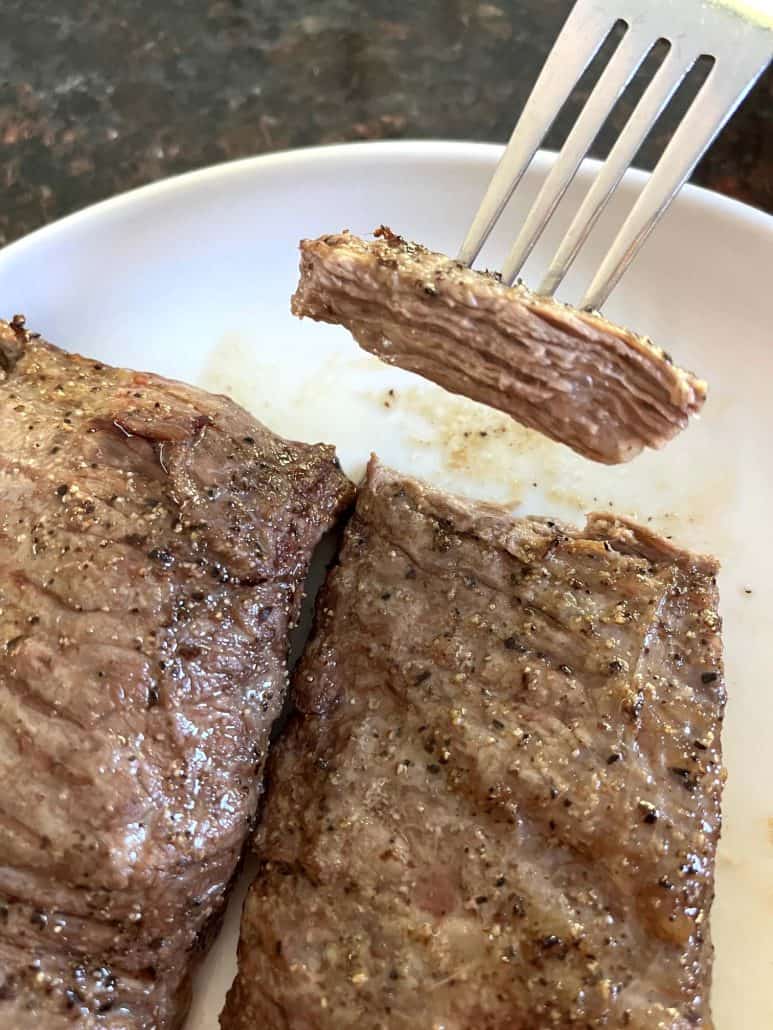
291 230 707 464
224 459 724 1030
0 318 354 1028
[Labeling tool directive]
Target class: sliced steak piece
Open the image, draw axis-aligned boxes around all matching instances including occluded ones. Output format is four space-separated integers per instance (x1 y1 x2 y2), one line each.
291 229 707 464
223 458 725 1030
0 316 354 1029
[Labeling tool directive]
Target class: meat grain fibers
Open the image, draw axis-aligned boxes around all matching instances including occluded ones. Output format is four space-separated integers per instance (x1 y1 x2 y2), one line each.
291 229 707 464
0 317 354 1028
223 458 725 1030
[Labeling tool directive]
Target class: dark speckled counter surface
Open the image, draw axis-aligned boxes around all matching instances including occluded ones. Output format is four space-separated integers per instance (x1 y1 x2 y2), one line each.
0 0 770 247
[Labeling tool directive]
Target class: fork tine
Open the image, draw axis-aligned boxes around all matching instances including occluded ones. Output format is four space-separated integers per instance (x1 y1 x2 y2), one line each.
538 45 696 297
457 0 618 267
581 52 772 311
499 22 657 286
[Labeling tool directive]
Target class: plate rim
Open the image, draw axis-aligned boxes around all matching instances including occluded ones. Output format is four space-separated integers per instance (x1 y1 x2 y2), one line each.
1 140 770 268
1 136 771 1030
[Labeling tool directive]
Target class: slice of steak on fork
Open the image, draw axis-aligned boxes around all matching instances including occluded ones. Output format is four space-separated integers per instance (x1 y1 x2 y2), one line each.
0 317 354 1028
224 458 725 1030
291 229 707 464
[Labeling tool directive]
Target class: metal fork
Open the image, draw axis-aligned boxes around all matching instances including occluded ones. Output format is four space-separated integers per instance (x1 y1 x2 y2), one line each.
458 0 772 310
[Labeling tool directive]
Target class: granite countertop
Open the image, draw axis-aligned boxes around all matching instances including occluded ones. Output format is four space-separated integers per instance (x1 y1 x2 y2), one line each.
0 0 770 247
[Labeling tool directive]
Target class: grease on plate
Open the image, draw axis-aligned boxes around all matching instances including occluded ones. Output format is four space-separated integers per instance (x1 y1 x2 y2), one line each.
201 332 737 557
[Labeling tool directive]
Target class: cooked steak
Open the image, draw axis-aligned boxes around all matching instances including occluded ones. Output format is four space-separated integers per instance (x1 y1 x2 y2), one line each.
223 458 725 1030
291 229 707 464
0 316 354 1029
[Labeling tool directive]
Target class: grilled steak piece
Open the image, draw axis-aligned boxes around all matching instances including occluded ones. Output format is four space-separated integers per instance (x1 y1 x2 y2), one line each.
0 317 354 1029
223 458 725 1030
291 229 707 464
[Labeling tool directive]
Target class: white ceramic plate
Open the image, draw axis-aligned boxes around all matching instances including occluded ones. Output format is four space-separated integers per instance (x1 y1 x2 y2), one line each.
1 141 771 1029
